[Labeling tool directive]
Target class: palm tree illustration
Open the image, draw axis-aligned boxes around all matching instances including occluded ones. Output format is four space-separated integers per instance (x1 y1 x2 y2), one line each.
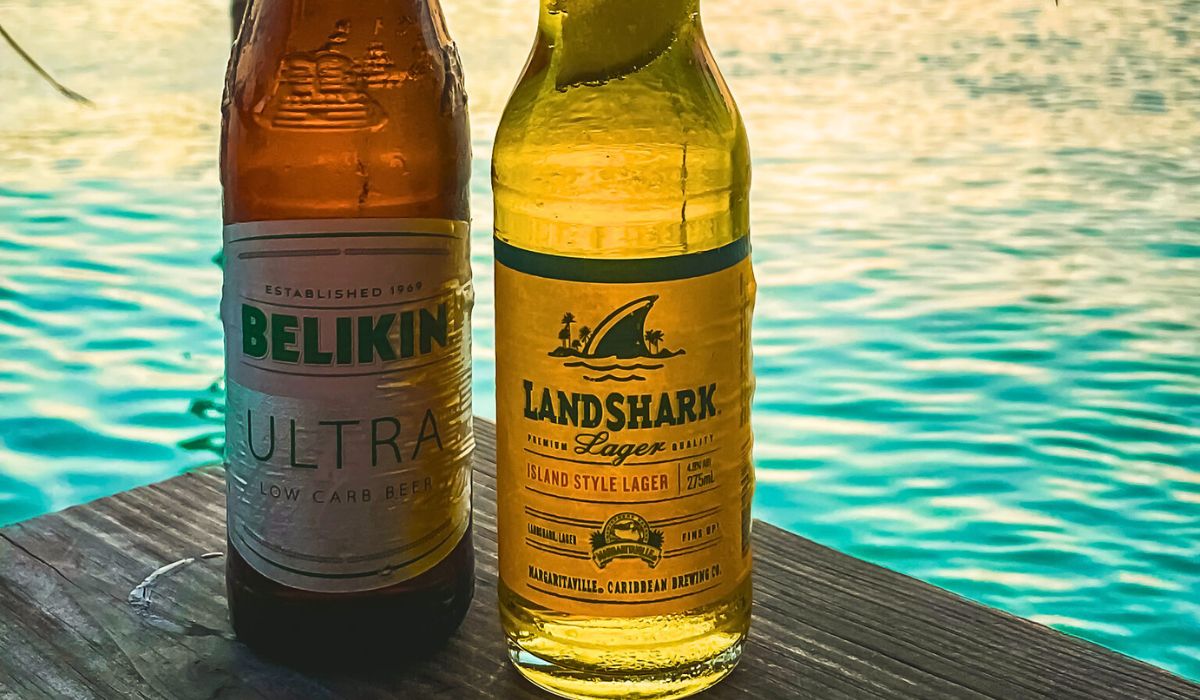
645 329 665 354
559 312 576 348
578 326 591 348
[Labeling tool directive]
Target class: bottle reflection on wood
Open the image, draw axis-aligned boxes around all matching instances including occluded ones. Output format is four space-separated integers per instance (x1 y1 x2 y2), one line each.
220 0 474 664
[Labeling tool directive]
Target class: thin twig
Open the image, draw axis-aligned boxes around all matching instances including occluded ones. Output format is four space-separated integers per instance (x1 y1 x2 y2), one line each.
0 22 93 105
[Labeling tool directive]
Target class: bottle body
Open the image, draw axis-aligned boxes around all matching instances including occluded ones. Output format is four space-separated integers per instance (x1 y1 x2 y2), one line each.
493 1 754 697
220 0 474 663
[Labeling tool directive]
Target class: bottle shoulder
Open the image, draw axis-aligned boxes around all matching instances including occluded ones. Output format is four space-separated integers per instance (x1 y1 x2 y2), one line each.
491 39 749 257
494 35 745 157
221 5 471 221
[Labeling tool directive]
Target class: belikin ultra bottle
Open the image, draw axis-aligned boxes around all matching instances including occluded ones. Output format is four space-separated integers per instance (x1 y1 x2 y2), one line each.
220 0 474 662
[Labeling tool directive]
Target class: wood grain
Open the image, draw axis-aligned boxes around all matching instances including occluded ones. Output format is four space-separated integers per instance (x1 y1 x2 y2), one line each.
0 419 1195 699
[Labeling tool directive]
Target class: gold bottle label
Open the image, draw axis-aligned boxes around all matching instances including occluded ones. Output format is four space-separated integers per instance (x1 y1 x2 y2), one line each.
222 218 473 593
495 237 755 617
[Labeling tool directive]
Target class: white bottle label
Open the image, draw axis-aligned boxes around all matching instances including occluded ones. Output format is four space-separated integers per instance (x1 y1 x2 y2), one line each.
222 218 473 593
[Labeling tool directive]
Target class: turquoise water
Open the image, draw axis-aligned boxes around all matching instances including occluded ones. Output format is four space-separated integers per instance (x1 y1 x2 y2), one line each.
2 0 1198 680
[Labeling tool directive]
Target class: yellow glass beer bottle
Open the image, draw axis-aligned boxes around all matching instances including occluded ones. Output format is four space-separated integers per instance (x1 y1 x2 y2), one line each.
221 0 474 662
493 0 755 696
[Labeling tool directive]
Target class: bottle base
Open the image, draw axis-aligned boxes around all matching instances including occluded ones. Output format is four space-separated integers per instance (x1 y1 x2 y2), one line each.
227 531 475 669
507 638 743 700
231 589 472 669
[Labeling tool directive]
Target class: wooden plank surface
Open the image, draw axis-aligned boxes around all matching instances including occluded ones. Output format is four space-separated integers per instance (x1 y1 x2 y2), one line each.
0 419 1196 699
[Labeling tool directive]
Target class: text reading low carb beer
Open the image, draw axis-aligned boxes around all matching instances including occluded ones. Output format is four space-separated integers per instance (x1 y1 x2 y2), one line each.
220 0 473 660
493 0 756 697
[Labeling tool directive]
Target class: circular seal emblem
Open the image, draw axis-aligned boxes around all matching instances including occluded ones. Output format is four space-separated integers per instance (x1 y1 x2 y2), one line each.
590 512 664 569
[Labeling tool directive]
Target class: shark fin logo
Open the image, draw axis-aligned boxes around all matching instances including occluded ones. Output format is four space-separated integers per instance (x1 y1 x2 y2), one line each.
550 295 684 382
590 513 664 569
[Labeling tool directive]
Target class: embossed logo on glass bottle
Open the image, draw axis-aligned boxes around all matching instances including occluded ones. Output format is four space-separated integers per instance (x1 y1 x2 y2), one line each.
263 20 405 131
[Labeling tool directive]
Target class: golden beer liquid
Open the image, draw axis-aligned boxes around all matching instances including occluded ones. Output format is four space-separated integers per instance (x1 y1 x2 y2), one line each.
221 0 473 662
493 0 754 696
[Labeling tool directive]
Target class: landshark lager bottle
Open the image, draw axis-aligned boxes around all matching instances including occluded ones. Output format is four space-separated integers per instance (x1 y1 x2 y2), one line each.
493 0 754 696
220 0 473 660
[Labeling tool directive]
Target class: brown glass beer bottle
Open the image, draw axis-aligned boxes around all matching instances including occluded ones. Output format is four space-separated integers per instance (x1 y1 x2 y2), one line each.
220 0 473 662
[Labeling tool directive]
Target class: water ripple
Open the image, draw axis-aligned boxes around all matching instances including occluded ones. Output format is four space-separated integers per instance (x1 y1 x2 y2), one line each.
0 0 1197 682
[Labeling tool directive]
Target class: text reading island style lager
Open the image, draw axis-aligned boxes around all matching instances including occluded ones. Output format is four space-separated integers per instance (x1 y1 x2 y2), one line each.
220 0 473 660
493 0 755 697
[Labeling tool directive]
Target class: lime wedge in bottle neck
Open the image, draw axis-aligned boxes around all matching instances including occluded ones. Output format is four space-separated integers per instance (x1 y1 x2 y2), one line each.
554 0 697 89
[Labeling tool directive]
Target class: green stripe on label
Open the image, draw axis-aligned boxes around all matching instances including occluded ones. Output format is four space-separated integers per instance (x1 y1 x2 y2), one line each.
494 236 750 283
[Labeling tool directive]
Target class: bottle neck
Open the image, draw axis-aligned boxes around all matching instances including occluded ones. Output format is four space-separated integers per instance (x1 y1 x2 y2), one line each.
241 0 447 33
237 0 452 55
289 0 437 12
534 0 704 88
537 0 700 19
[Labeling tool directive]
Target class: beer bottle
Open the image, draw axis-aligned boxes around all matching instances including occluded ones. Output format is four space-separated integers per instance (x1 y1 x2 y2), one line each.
220 0 474 662
493 0 754 696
